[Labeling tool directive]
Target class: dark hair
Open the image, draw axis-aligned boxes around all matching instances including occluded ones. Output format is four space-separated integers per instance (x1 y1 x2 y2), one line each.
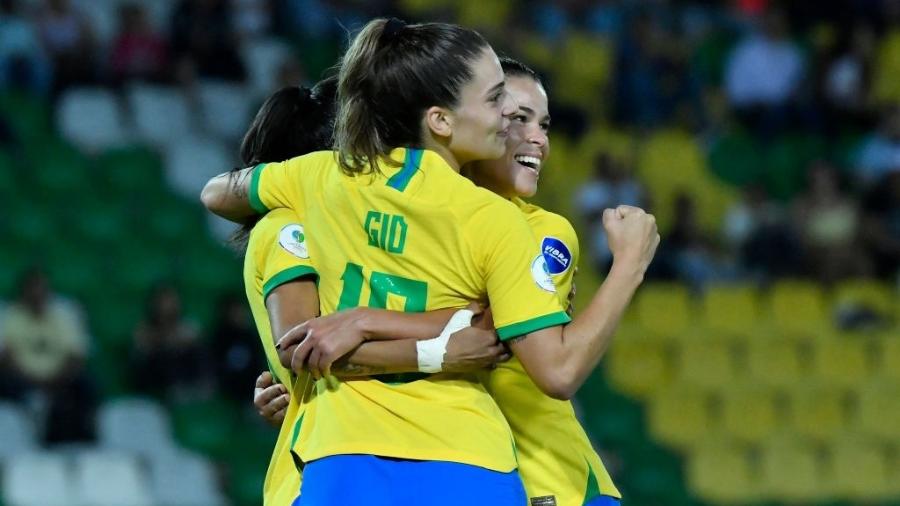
229 76 338 249
499 57 542 87
336 18 490 175
240 76 337 166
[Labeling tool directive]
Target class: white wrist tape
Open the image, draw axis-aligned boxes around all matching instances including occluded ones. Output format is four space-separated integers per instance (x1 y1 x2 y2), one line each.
416 309 474 373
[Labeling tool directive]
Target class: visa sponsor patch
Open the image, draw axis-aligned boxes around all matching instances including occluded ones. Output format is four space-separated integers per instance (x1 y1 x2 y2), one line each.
541 236 571 275
278 223 309 259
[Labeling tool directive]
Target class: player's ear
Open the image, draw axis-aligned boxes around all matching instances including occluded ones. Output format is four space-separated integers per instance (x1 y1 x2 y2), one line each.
424 106 453 139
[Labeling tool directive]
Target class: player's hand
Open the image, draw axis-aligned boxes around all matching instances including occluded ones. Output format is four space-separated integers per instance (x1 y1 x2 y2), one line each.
602 205 660 274
279 308 369 380
442 327 509 373
254 371 290 427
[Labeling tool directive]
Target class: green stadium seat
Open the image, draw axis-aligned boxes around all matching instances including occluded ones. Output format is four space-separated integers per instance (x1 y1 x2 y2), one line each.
171 397 238 459
607 335 673 399
27 137 91 195
812 337 873 388
96 146 165 195
72 201 130 246
708 131 763 187
145 195 208 245
857 380 900 441
768 280 831 338
676 340 738 391
760 434 831 502
828 434 894 502
648 384 715 451
788 384 849 442
720 385 781 444
0 91 52 142
763 135 827 201
701 284 762 339
634 283 695 339
687 437 760 504
746 337 807 389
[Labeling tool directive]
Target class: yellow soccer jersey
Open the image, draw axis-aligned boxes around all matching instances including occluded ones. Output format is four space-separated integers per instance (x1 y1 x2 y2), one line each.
250 148 571 472
243 209 318 505
484 198 621 505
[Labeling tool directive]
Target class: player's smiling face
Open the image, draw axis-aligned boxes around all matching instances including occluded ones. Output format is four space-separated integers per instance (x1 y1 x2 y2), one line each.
442 48 517 165
467 75 550 199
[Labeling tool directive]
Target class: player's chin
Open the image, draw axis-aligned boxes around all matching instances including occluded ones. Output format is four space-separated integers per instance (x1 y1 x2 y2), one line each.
515 177 538 198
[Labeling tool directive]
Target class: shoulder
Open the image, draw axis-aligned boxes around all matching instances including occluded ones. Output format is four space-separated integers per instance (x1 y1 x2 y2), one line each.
247 209 306 258
515 199 578 244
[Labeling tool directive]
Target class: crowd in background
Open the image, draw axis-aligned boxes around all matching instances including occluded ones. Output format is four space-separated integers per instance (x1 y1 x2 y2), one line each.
0 0 898 500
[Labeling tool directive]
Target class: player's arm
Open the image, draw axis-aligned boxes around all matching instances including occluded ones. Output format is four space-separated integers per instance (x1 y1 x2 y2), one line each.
495 206 659 400
201 166 257 222
267 281 503 379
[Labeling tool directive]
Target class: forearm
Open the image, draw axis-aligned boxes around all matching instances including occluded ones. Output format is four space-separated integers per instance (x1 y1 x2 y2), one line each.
355 307 457 341
200 168 256 222
513 260 644 399
330 340 419 377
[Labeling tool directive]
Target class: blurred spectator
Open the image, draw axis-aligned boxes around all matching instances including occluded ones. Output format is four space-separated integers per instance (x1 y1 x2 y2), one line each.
0 0 52 93
615 12 693 127
36 0 97 92
821 23 875 126
575 153 646 271
170 0 246 83
0 267 96 444
853 106 900 188
792 161 869 283
109 3 169 85
131 284 210 401
656 192 733 290
861 170 900 280
233 0 273 40
723 184 802 280
209 294 265 404
724 8 804 133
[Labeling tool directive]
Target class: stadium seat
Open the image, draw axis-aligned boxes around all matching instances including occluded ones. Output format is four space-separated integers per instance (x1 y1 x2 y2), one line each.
197 80 253 141
57 88 130 152
634 283 694 339
871 29 900 104
788 384 848 442
28 137 91 196
0 402 36 459
0 91 52 142
73 451 153 506
676 340 738 391
763 134 826 200
759 435 830 502
455 0 512 32
128 84 192 147
833 279 894 325
149 450 226 506
606 336 672 399
98 397 176 459
746 337 806 389
96 146 165 195
856 380 900 440
828 434 893 502
812 337 873 388
708 130 764 187
701 284 761 339
163 137 231 200
876 334 900 381
720 385 781 444
553 33 613 115
768 280 830 337
648 384 715 450
241 38 293 99
2 452 71 506
686 438 759 504
171 397 237 458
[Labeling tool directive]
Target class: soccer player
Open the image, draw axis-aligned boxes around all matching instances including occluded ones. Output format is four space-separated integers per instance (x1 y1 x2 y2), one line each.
238 79 508 505
203 18 658 505
253 58 624 506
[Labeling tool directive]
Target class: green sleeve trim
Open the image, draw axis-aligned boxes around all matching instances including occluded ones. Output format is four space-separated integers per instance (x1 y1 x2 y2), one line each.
262 265 319 300
496 311 571 341
582 458 602 505
249 163 269 214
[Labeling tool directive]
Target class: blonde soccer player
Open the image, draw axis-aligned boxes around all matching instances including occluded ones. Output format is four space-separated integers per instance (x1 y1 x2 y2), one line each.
203 18 658 506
